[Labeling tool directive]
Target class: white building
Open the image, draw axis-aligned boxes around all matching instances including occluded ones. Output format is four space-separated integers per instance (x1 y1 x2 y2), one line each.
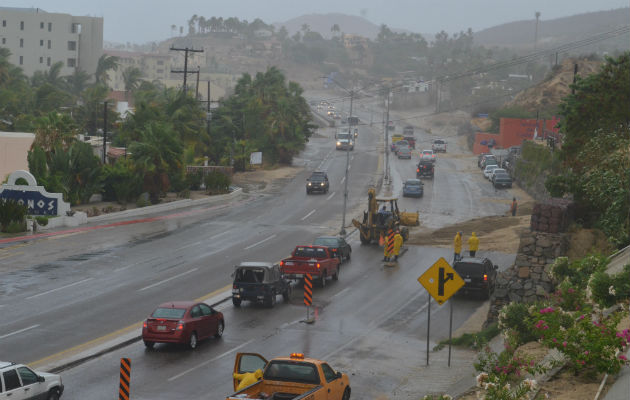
0 131 35 182
0 7 103 76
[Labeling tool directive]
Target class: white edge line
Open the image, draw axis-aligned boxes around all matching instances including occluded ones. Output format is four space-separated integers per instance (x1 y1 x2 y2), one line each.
0 324 39 340
340 177 345 184
139 268 198 291
244 234 277 250
300 209 316 221
331 287 351 300
326 192 336 201
168 339 255 381
26 278 93 299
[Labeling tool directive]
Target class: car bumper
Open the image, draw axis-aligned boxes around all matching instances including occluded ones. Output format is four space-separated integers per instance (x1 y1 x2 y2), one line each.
403 191 423 197
494 182 512 188
307 186 327 192
142 330 187 344
398 155 411 159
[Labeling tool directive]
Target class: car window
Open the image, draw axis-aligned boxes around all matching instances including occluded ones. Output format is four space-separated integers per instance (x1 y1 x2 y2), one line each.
199 303 212 316
152 307 186 319
17 367 38 385
320 363 337 382
239 354 267 374
264 361 320 384
190 305 201 318
235 268 265 283
454 262 484 276
313 238 338 246
3 369 21 391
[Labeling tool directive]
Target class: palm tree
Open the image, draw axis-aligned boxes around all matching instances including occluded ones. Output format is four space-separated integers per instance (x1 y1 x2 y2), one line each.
188 14 197 35
95 54 119 85
34 112 77 153
65 68 90 96
31 61 65 88
301 23 310 33
197 16 206 34
209 16 218 32
179 26 184 36
331 24 340 37
123 67 143 99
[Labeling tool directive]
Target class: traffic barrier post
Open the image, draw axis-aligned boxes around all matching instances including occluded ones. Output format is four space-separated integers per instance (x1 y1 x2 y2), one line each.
304 273 313 323
119 358 131 400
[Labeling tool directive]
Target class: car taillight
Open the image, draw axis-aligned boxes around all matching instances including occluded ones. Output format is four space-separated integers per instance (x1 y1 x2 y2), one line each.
233 284 237 289
416 168 419 172
484 274 488 281
280 261 284 267
176 321 185 330
317 263 320 269
143 321 147 328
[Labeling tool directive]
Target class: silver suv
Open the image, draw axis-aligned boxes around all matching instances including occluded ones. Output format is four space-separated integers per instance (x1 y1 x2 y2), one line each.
0 361 64 399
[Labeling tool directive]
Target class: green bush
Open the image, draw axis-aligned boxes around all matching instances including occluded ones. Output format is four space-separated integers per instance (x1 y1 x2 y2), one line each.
102 159 142 205
550 255 609 289
136 196 150 208
435 323 500 351
590 264 630 308
204 171 231 194
185 172 204 190
498 303 538 346
0 199 28 232
35 216 49 226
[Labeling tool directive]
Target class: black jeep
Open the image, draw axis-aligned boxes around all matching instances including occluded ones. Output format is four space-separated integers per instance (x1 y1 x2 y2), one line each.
453 257 498 299
232 262 291 307
306 171 329 194
416 160 434 179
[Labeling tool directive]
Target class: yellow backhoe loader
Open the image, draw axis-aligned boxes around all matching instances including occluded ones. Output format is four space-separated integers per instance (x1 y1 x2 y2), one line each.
352 188 417 244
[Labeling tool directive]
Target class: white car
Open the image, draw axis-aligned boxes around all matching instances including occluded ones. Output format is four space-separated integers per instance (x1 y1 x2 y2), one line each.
489 168 507 181
483 165 500 179
0 361 64 399
421 149 436 163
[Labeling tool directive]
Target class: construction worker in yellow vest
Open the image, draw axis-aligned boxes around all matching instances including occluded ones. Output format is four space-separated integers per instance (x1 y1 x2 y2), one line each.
453 231 462 263
392 230 404 261
468 232 479 257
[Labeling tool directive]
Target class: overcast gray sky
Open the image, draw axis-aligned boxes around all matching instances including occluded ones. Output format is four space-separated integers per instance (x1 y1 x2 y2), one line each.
5 0 629 43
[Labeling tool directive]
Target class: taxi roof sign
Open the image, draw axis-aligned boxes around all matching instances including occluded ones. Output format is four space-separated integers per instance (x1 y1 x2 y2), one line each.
418 257 465 305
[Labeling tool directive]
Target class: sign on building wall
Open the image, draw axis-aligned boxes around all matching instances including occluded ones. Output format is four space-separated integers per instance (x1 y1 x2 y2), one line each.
0 170 70 216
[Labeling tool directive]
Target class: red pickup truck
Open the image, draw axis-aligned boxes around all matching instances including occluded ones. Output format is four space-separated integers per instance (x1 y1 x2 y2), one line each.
280 246 340 287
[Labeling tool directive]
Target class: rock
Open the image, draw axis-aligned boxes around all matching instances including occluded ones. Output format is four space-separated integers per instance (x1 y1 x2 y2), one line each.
524 281 533 290
536 285 548 296
509 292 522 302
518 267 530 278
494 288 508 298
520 236 536 246
512 281 524 290
537 236 552 248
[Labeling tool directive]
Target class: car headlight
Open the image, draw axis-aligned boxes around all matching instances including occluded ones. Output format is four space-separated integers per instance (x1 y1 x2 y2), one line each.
320 183 324 186
308 182 312 186
337 141 341 145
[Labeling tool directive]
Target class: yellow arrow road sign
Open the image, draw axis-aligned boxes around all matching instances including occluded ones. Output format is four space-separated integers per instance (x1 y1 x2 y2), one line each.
418 257 465 305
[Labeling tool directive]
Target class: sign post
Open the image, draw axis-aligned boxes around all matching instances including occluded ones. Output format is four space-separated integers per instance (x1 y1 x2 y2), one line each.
418 257 465 366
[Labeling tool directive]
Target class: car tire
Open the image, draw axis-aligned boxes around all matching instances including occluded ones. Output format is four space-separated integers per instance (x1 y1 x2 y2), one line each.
143 340 155 349
333 268 339 281
265 292 276 308
232 297 242 307
215 321 224 338
320 273 326 288
346 251 351 261
47 389 61 400
306 189 310 194
342 387 351 400
282 287 291 302
189 332 198 349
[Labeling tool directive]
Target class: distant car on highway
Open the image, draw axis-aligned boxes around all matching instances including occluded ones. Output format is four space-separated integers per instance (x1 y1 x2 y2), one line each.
421 149 436 163
397 145 412 159
403 136 416 149
313 236 352 263
432 138 447 153
306 171 329 194
0 361 64 400
393 140 409 154
336 132 354 151
142 301 224 349
403 125 414 135
402 179 424 197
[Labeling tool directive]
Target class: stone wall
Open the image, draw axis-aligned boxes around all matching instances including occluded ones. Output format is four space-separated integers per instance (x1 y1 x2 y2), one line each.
486 231 568 325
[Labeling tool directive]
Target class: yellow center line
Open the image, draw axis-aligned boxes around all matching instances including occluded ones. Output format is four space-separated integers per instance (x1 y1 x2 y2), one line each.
0 242 30 253
45 231 84 241
29 284 234 369
0 251 24 260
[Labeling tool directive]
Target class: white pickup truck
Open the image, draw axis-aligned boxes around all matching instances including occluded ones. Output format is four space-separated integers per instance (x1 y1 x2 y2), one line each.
432 138 447 153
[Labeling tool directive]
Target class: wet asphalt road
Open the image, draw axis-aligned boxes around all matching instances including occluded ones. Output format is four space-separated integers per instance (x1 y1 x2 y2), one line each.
0 95 518 399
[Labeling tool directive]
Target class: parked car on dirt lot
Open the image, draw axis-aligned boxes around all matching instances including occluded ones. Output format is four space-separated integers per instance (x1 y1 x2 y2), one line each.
0 361 64 400
483 165 500 179
492 172 513 188
453 257 498 299
489 168 507 181
479 154 497 169
403 179 424 197
142 301 224 349
432 138 447 153
313 236 352 263
232 262 291 308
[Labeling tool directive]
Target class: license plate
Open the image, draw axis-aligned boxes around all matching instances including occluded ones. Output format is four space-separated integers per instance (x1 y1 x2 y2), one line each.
232 289 239 294
464 278 472 283
157 325 166 331
295 274 303 278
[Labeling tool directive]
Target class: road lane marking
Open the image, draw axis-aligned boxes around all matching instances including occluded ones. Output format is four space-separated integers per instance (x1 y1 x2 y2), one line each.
300 209 316 221
0 251 23 260
340 177 345 184
331 287 351 300
326 192 336 201
175 240 204 251
0 325 39 340
348 164 351 171
26 278 93 299
244 234 277 250
139 268 198 291
168 339 255 381
29 284 233 369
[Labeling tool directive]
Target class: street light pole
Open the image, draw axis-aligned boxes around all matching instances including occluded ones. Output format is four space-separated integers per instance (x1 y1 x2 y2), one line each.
384 90 391 183
102 101 108 164
340 90 353 237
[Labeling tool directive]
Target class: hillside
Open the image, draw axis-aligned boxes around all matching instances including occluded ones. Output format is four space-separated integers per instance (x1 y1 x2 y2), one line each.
274 13 409 40
474 8 630 50
506 58 602 112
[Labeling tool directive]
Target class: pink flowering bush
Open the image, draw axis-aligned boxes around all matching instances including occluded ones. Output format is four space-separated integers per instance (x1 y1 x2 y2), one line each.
530 302 629 375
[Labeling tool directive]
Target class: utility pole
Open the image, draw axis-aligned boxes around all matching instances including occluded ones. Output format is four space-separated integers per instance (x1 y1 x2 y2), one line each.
534 12 541 51
102 101 108 164
195 66 201 100
170 46 204 94
385 89 391 183
340 89 353 237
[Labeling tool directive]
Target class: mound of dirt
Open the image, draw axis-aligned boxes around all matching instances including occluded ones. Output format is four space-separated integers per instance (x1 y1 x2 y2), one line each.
507 58 602 113
567 228 613 261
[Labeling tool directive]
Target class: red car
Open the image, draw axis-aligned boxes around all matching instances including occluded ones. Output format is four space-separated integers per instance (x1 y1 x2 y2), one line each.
142 301 224 349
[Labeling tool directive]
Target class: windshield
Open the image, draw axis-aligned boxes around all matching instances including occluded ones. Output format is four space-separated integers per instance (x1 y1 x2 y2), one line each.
405 180 421 187
337 133 351 140
264 361 320 384
294 247 328 258
313 238 338 246
454 262 485 276
235 268 266 283
152 307 186 319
